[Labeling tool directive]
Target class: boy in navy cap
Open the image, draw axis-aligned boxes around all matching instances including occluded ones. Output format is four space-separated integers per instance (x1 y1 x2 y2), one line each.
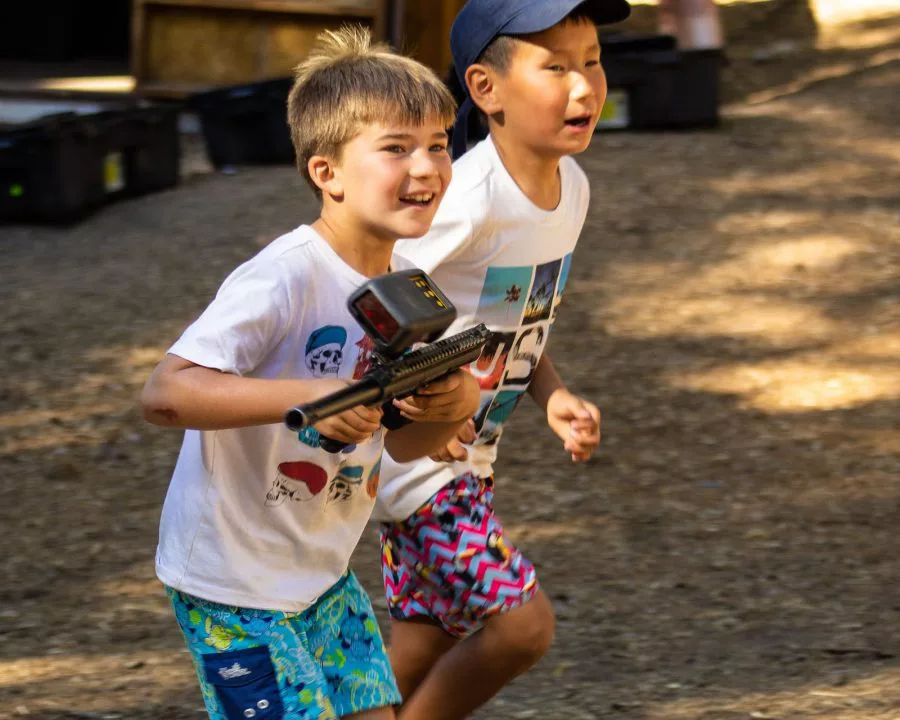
375 1 631 718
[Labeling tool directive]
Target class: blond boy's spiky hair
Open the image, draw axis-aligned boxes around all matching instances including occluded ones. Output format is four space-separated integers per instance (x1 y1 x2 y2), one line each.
288 25 457 196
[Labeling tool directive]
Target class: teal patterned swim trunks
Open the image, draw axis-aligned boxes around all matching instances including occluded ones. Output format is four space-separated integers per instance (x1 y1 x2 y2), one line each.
166 571 400 720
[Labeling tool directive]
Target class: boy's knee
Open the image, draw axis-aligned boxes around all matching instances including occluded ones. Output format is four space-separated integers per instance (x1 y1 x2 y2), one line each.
487 592 555 668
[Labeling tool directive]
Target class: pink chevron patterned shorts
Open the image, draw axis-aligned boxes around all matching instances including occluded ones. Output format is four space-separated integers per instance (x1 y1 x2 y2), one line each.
380 472 539 638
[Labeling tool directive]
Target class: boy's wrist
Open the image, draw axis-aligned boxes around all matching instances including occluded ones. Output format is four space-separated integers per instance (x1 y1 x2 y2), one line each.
455 373 481 421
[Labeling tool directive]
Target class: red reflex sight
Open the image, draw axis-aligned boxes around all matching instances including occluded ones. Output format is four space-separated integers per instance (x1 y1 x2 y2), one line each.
355 291 400 343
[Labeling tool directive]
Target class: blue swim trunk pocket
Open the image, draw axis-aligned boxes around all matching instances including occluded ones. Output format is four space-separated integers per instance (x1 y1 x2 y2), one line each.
202 646 284 720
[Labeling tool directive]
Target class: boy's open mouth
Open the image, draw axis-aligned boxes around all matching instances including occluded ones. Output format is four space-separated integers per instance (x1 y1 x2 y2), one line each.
400 192 436 207
564 115 592 128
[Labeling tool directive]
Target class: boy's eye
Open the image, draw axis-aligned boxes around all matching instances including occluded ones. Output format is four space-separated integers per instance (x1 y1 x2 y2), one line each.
585 58 601 68
430 143 449 153
547 64 566 72
382 145 406 154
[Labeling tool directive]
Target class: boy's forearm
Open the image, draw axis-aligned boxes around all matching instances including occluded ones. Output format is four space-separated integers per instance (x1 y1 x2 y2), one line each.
384 418 471 464
527 353 566 411
141 355 321 430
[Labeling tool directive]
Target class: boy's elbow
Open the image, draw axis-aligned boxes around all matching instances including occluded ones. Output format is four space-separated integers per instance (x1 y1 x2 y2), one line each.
140 373 182 427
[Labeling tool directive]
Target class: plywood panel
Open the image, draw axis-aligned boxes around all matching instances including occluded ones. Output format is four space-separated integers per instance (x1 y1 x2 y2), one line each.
132 0 386 95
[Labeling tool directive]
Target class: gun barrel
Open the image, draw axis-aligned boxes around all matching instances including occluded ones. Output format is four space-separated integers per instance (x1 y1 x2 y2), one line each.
285 380 383 431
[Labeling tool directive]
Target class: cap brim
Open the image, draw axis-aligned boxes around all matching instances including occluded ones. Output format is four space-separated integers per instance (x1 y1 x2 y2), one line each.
504 0 631 34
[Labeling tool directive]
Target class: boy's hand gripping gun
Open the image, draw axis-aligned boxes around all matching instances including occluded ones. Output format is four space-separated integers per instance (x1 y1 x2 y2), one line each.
285 268 489 453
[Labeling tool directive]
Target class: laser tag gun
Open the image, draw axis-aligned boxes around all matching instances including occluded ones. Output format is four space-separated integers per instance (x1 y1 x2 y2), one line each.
285 268 489 453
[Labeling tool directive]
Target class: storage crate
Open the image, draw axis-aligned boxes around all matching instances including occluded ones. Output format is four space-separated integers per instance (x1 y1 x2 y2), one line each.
0 95 180 224
599 41 723 131
189 78 294 169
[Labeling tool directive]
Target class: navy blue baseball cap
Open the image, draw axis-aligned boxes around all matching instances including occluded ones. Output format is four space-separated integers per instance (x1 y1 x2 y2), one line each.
449 0 631 157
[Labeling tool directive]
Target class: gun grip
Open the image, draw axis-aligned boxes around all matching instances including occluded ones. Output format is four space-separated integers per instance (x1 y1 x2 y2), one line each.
381 400 412 431
318 435 349 453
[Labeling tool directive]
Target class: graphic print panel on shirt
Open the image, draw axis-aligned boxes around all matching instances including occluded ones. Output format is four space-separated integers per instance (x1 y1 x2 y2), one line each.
470 330 516 391
502 322 549 388
551 253 573 320
305 324 348 377
473 390 526 446
523 259 562 326
475 266 533 327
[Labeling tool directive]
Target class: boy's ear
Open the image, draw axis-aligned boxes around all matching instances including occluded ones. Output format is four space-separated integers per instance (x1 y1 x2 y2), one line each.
308 154 344 198
465 63 502 116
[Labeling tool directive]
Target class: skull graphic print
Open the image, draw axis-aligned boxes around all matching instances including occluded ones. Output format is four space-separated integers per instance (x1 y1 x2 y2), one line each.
305 325 347 377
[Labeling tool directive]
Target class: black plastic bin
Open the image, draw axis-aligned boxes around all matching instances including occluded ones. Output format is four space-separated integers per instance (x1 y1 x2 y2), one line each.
190 78 295 170
599 43 723 131
0 95 181 224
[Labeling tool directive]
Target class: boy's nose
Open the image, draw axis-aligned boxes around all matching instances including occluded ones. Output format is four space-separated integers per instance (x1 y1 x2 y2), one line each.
410 150 440 178
571 70 598 102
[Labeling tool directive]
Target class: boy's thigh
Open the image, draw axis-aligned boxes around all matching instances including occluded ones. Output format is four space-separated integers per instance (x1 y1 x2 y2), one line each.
302 571 400 717
380 473 540 639
166 575 399 720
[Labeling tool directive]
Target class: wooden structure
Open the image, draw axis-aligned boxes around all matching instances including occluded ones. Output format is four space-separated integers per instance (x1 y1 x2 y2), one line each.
131 0 388 96
395 0 466 80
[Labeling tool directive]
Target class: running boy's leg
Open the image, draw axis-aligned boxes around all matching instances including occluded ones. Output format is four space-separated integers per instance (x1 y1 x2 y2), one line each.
381 473 554 718
388 618 458 700
398 591 555 720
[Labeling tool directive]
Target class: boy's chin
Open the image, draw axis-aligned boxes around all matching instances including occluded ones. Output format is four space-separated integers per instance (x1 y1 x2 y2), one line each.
389 218 436 240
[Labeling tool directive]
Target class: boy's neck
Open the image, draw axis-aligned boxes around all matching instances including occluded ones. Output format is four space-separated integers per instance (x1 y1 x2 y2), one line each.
312 214 393 278
490 131 563 211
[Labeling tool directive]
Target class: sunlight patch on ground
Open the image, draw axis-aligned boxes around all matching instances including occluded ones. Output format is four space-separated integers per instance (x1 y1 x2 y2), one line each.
83 344 167 369
95 571 173 618
836 332 900 362
0 433 96 456
504 520 592 543
0 650 182 688
668 360 899 412
740 235 867 270
0 403 122 430
647 667 900 720
709 162 873 196
605 294 838 342
714 210 823 234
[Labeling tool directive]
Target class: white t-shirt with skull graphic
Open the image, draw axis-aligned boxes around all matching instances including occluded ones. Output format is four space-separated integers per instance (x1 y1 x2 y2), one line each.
156 225 398 612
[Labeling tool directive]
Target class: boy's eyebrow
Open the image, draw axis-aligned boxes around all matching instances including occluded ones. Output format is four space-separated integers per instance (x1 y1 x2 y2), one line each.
546 42 601 54
378 131 449 141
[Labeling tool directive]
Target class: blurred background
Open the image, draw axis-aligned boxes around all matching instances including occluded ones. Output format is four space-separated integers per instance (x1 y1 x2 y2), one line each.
1 1 898 718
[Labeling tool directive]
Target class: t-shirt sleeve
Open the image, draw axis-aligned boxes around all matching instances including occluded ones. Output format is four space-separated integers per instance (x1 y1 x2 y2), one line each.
168 259 295 376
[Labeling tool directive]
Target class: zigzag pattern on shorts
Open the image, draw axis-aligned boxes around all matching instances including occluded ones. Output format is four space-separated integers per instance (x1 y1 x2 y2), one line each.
383 511 531 606
380 473 539 638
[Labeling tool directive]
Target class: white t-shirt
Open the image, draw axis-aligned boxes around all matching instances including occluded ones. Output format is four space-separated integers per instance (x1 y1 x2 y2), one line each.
156 225 392 612
375 137 590 522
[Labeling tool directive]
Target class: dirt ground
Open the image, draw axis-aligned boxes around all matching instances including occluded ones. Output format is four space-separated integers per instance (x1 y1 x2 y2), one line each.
1 8 899 720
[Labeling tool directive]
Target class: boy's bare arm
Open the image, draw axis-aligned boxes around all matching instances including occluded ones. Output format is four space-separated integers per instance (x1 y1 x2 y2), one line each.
529 353 602 462
384 370 481 463
527 353 565 410
140 354 380 440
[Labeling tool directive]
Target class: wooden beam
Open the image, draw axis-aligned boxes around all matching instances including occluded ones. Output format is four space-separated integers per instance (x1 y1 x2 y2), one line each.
138 0 382 19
